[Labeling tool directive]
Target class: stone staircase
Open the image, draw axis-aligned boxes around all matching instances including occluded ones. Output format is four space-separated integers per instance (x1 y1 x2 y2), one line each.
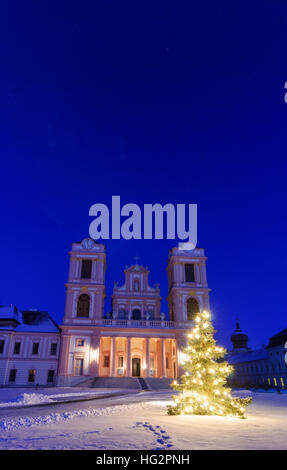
87 377 173 390
137 377 150 390
73 378 96 387
90 377 141 389
145 378 173 390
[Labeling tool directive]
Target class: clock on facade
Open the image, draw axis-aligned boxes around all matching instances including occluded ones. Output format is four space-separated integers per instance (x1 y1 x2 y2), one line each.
82 238 95 250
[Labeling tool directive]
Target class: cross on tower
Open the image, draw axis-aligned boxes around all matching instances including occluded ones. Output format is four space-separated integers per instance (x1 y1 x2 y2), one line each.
134 256 140 264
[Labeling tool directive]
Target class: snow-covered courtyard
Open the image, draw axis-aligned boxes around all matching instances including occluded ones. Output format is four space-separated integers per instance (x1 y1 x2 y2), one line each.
0 389 286 450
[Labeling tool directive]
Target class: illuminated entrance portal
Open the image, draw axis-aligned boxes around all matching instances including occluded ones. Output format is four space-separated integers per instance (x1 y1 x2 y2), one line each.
132 357 141 377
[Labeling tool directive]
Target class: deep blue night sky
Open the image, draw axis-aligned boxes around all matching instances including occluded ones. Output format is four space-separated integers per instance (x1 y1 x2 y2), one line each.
1 1 286 350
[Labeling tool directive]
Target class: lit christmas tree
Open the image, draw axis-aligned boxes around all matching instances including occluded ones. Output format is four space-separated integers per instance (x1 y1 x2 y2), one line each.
167 310 252 418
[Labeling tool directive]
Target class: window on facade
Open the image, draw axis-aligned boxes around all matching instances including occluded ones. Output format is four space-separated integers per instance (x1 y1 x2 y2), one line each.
50 343 58 355
185 264 195 282
76 294 90 317
0 339 4 354
118 356 124 368
74 359 84 376
103 356 110 368
81 260 92 279
150 357 155 369
47 370 55 383
166 357 169 369
14 342 21 355
9 369 17 382
132 309 141 320
28 369 36 383
170 304 175 321
186 298 199 321
118 309 127 319
76 339 85 347
274 378 277 387
134 280 140 292
32 342 39 355
147 310 154 320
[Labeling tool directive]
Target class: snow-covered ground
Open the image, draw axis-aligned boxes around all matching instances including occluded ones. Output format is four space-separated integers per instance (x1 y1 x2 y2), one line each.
0 390 286 449
0 387 133 408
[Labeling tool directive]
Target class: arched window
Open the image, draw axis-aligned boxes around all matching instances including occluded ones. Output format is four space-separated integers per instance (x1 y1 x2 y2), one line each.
186 298 199 321
76 294 90 318
132 309 141 320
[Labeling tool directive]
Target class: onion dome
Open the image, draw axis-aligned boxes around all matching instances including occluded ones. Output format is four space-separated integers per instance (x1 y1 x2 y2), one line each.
231 319 248 350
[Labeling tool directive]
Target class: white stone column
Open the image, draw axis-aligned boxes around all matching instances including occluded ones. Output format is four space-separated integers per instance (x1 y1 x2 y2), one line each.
161 339 167 378
90 336 100 376
172 339 178 379
110 337 116 377
58 334 71 376
176 333 188 377
201 263 207 284
76 259 81 279
126 337 131 377
146 338 150 377
195 263 200 283
91 260 97 280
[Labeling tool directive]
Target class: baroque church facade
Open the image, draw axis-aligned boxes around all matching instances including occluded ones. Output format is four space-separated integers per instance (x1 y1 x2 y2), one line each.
1 239 286 388
57 239 210 386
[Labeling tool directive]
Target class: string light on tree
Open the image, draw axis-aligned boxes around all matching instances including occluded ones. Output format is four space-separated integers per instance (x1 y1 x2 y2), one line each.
167 310 252 418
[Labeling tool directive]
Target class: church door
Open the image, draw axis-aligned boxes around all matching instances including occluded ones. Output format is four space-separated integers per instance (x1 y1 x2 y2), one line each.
132 358 141 377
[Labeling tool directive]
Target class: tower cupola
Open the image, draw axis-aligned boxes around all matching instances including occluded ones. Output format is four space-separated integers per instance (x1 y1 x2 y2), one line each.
231 320 248 350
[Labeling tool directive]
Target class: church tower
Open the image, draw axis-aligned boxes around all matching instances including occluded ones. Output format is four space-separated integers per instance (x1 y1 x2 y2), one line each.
58 238 106 385
62 238 106 325
167 246 210 325
167 246 211 375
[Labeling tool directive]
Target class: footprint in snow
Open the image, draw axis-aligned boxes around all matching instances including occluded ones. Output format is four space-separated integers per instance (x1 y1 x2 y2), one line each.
131 421 173 450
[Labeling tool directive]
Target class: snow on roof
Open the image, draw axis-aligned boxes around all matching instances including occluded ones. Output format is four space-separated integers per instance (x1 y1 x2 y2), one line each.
0 306 60 333
271 328 287 338
228 348 269 364
267 328 287 348
0 305 20 321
